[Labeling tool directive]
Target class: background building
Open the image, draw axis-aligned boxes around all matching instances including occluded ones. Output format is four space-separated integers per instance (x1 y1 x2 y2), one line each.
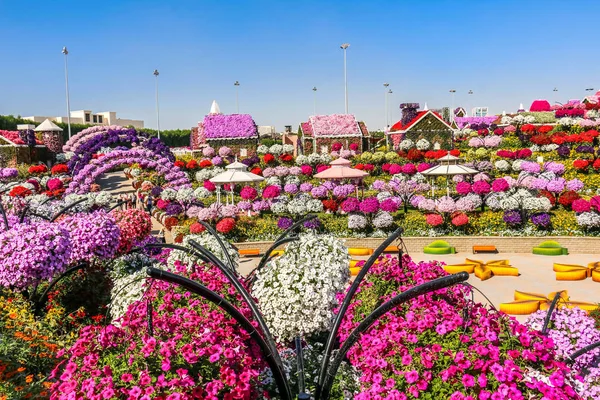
24 110 144 128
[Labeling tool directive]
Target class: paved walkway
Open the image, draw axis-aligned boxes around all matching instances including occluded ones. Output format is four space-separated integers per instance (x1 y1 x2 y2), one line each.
98 172 599 321
97 172 172 242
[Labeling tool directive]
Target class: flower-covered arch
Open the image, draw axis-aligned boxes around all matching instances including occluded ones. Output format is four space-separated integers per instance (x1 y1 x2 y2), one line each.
66 148 190 194
66 127 173 176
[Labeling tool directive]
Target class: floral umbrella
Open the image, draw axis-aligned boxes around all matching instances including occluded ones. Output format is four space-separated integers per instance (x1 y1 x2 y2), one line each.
314 158 368 198
421 154 478 196
210 160 264 205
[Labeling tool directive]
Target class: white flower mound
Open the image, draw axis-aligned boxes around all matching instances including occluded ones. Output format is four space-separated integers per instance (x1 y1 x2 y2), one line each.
167 231 239 271
252 233 350 343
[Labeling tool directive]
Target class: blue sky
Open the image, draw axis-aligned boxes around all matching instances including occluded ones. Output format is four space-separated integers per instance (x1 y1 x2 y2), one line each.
1 0 598 131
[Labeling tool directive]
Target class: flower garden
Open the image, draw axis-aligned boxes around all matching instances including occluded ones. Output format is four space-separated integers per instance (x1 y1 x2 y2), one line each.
0 102 599 398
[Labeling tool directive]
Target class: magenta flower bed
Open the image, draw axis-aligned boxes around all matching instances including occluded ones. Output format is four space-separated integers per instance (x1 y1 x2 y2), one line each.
309 114 360 137
203 114 258 139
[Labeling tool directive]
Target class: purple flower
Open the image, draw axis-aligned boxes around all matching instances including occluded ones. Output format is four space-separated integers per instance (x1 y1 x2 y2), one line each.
203 114 258 139
284 184 298 194
341 197 360 213
310 186 328 198
303 218 321 230
380 198 400 212
277 217 294 230
150 186 163 197
566 179 584 192
300 182 313 193
546 179 566 193
503 210 522 225
211 156 223 166
531 213 551 228
557 145 570 157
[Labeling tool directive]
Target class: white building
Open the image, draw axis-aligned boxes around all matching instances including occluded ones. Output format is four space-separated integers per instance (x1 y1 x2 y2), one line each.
24 110 144 128
471 107 489 117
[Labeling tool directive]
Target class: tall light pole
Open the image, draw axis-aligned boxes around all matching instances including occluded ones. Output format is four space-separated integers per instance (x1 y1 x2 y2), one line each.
340 43 350 113
449 89 456 123
383 83 389 129
153 69 160 139
388 89 393 127
553 87 558 104
586 88 594 93
468 89 473 116
62 47 72 139
312 86 317 115
234 81 240 113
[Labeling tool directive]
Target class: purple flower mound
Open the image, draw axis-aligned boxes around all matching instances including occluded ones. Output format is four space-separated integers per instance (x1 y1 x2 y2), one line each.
310 185 328 198
58 211 120 264
277 217 294 230
531 213 551 228
203 114 258 139
341 197 360 213
0 221 71 290
575 145 595 154
299 182 313 193
359 197 380 214
165 202 184 216
150 186 163 197
503 210 522 226
284 184 299 194
303 218 321 230
557 146 570 157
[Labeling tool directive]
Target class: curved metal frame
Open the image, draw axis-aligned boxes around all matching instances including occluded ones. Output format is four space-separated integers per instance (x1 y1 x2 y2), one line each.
33 262 88 316
567 340 600 364
319 272 469 399
145 266 291 400
316 227 403 397
50 198 89 222
196 220 237 274
542 290 565 335
0 201 9 231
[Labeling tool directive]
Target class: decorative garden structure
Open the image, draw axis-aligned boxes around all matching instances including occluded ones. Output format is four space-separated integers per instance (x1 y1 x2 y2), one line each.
421 154 478 196
209 160 264 205
299 114 369 154
314 157 368 198
388 103 454 150
191 101 259 155
34 119 64 154
136 223 470 400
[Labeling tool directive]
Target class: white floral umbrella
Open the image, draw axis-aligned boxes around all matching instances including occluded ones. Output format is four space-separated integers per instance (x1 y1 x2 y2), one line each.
209 160 264 205
421 154 478 196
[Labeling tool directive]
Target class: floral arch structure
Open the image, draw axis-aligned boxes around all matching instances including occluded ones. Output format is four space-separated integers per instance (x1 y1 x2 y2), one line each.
66 148 190 195
66 127 173 176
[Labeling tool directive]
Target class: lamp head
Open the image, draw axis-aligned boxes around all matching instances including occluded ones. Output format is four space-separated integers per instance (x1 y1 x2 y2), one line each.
312 87 317 91
340 43 350 50
153 69 159 76
62 47 68 55
234 81 240 86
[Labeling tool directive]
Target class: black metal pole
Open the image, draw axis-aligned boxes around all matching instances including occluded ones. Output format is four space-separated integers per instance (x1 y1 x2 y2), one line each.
247 236 299 284
108 200 127 212
567 340 600 364
316 227 403 397
196 220 237 273
295 336 307 397
145 267 291 400
542 291 564 335
33 262 88 316
319 272 469 400
139 242 291 400
0 202 9 231
50 197 89 222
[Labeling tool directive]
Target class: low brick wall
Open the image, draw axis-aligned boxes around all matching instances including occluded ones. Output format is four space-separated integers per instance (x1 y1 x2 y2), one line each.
234 236 600 255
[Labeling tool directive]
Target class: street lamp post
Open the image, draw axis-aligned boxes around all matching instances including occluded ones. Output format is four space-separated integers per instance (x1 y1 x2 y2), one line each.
553 87 558 104
449 89 456 123
62 47 72 139
383 83 389 129
234 81 240 113
387 89 393 128
340 43 350 113
468 90 473 116
153 70 160 140
586 88 595 93
312 87 317 115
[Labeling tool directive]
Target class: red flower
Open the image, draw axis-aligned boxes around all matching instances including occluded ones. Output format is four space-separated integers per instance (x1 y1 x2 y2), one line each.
279 154 293 162
573 159 590 171
521 124 536 133
406 149 424 162
250 167 262 176
263 154 275 164
558 191 580 209
537 125 553 134
355 163 364 170
27 164 48 175
164 216 179 230
530 134 552 145
189 222 206 234
322 199 339 212
538 190 556 206
203 180 216 191
9 186 32 197
449 149 460 157
174 160 185 169
199 159 213 168
363 164 374 171
186 160 199 170
51 164 69 175
593 159 600 171
451 213 469 227
216 218 236 234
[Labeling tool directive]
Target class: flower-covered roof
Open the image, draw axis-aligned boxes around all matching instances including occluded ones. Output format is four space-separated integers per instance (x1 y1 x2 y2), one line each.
389 110 452 134
529 100 552 112
300 122 313 137
203 114 258 140
307 114 361 137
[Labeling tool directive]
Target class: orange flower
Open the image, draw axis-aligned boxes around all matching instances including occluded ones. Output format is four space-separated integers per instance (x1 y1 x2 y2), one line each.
14 386 24 392
26 374 33 383
17 366 26 372
8 312 16 319
42 382 53 388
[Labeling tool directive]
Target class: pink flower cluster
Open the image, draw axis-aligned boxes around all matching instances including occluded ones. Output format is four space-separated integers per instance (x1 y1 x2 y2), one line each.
309 114 360 137
337 255 580 399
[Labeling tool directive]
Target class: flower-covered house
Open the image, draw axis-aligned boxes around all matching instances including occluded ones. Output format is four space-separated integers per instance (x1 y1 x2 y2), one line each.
190 101 259 156
388 103 454 150
298 114 369 154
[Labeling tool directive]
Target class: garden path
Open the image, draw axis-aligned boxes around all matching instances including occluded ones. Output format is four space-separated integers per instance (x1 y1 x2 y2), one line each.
97 171 172 242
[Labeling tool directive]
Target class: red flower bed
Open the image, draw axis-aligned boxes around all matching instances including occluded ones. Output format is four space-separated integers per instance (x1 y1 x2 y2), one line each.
216 217 236 233
174 160 185 169
51 164 69 175
573 159 590 171
263 153 275 164
279 153 293 162
322 199 339 212
9 186 32 197
558 191 580 209
186 159 199 170
28 164 48 175
199 159 213 168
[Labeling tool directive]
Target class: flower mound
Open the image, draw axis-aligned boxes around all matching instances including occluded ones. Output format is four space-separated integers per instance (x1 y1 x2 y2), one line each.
338 255 580 399
58 211 121 264
51 262 266 399
252 233 350 342
110 209 152 254
0 222 71 290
